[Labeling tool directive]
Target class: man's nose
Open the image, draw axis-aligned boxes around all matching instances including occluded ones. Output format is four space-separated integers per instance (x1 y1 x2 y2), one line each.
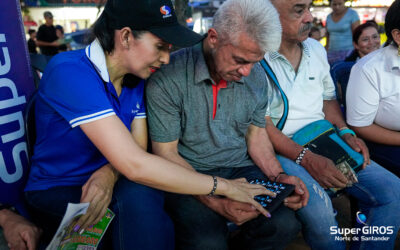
238 64 253 77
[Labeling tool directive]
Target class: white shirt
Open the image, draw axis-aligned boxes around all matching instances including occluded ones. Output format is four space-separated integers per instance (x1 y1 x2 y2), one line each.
346 45 400 131
265 38 336 137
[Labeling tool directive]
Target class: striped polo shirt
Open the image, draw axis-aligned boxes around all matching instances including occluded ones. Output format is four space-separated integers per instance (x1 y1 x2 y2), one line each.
25 39 146 191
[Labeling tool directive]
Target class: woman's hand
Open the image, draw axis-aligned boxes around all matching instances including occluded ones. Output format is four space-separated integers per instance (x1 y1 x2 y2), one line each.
73 164 119 233
220 177 276 218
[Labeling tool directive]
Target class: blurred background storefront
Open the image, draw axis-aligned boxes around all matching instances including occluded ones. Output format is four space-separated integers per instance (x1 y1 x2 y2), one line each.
21 0 105 33
19 0 396 46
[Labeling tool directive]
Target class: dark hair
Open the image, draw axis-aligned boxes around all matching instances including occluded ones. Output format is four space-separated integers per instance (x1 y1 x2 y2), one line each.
55 25 64 34
384 0 400 47
87 11 146 54
28 29 36 35
352 21 378 44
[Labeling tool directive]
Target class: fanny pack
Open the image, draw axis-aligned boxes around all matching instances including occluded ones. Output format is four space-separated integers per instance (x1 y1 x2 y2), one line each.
260 58 363 187
292 120 363 186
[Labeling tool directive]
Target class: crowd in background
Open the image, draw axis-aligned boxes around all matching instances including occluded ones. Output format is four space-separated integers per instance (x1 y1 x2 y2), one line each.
27 11 71 63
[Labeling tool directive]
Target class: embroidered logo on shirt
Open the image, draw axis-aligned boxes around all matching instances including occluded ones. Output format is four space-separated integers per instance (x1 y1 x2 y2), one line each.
309 77 315 80
131 103 140 114
160 5 172 18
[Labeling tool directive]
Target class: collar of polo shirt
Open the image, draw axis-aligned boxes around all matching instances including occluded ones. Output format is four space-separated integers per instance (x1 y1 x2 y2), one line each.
85 39 110 83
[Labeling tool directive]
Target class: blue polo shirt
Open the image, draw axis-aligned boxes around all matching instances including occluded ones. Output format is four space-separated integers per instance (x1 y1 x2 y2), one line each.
25 39 146 191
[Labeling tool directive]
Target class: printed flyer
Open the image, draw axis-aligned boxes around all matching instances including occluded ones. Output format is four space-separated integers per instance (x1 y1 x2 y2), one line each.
46 203 114 250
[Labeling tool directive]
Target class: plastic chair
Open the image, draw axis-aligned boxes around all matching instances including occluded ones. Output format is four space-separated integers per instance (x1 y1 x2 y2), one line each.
330 61 356 110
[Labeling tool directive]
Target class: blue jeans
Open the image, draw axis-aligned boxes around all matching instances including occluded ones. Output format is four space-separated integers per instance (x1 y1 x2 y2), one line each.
165 165 301 250
25 177 174 250
278 156 400 250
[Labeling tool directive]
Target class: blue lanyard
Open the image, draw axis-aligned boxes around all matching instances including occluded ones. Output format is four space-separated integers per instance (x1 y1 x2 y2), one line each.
260 58 289 131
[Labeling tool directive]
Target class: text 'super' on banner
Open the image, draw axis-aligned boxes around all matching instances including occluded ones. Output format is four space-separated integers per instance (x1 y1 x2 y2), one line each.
0 0 35 207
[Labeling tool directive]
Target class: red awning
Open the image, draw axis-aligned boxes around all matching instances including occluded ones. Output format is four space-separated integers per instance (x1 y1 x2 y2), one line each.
24 20 38 27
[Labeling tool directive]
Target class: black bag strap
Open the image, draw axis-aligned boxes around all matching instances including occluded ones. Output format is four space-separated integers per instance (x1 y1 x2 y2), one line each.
260 58 289 131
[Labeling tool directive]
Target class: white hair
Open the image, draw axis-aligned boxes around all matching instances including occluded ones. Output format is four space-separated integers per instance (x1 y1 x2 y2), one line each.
212 0 282 52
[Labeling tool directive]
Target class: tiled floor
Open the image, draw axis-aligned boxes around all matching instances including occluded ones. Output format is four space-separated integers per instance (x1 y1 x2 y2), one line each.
286 195 400 250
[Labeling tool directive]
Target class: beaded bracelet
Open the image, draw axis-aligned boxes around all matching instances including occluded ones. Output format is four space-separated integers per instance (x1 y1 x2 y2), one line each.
208 176 218 196
295 147 309 165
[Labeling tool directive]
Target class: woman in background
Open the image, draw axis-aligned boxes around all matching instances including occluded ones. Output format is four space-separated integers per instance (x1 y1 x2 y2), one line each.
345 21 380 62
326 0 360 64
346 0 400 178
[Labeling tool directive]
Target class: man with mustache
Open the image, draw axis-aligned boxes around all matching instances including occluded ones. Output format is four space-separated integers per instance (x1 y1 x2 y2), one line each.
265 0 400 249
146 0 309 249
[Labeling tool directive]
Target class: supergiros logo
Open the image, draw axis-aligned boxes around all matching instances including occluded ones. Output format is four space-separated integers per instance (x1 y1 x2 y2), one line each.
160 5 172 18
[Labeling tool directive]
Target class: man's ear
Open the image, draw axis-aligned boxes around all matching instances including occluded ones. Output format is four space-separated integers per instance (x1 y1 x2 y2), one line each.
207 28 219 49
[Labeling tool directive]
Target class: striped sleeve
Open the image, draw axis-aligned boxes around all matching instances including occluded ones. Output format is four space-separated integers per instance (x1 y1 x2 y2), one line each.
40 61 115 128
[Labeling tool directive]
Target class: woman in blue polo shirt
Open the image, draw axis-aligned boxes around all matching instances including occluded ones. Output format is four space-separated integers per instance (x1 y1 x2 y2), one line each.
23 0 273 248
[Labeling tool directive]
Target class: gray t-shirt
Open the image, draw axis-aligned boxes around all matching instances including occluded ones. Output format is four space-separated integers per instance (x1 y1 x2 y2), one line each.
146 42 269 171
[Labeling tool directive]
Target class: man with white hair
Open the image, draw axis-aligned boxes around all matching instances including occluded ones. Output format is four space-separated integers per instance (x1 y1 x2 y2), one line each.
265 0 400 249
146 0 309 249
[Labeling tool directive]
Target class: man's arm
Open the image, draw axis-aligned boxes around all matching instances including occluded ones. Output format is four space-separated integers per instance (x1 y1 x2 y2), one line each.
265 116 348 189
152 140 263 225
0 209 41 250
35 40 59 47
323 100 370 167
246 124 308 210
322 99 347 128
246 124 282 177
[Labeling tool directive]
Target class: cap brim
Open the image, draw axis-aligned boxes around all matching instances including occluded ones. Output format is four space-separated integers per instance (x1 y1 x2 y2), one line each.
149 25 204 48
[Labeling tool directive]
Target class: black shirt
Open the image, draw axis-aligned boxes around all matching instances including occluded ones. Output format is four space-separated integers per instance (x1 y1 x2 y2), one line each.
37 24 58 56
27 38 37 54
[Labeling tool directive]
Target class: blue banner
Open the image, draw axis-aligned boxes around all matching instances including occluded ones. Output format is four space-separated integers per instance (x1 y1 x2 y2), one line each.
0 0 35 206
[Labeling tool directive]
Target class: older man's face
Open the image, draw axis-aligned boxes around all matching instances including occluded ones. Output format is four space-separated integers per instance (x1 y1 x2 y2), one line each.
273 0 313 43
211 32 264 82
